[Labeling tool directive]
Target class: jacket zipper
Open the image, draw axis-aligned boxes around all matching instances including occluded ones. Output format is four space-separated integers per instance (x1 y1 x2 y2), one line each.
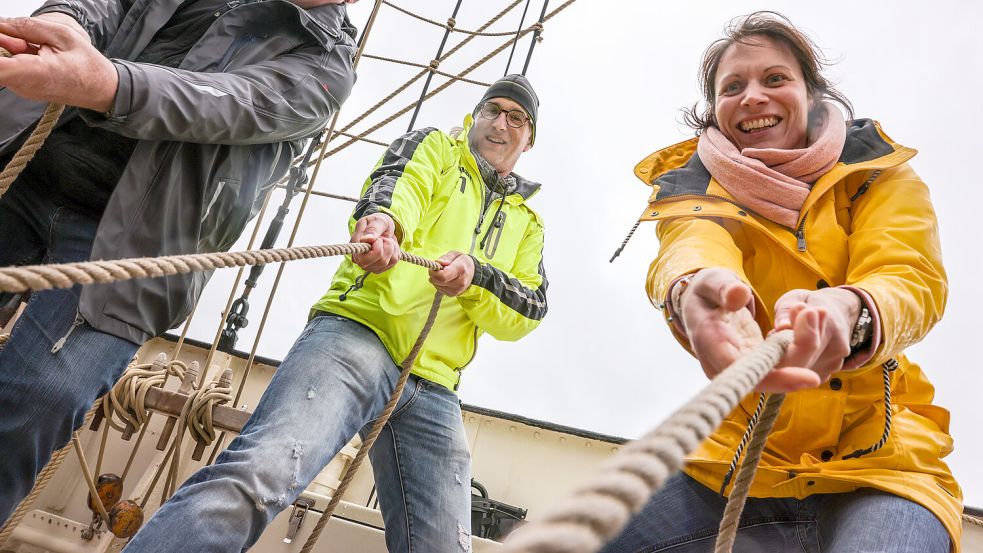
51 311 84 353
795 215 807 252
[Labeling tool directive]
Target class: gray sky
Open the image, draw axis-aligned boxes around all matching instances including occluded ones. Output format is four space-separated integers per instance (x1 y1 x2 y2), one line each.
5 0 981 506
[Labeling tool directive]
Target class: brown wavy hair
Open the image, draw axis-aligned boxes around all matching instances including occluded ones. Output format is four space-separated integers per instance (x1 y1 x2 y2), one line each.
683 11 854 134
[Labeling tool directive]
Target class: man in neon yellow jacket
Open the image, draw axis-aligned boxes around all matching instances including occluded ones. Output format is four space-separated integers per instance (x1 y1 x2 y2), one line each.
126 75 547 553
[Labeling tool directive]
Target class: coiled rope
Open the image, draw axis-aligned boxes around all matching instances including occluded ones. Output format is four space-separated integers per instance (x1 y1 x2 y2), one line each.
499 330 794 553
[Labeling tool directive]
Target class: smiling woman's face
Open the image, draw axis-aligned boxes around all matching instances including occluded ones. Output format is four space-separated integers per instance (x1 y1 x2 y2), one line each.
713 35 811 151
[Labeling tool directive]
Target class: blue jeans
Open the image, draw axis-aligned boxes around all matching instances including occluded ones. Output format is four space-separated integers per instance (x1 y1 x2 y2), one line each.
600 473 951 553
125 314 473 553
0 177 140 523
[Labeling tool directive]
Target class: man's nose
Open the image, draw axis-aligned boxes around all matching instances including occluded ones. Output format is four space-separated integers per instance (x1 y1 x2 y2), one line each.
492 111 509 130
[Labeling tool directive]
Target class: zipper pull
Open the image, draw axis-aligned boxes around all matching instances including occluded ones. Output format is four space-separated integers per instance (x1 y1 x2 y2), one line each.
339 273 368 301
51 312 84 353
795 227 807 252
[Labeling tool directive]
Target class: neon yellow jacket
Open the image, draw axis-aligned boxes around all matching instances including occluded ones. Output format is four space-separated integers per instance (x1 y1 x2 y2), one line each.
633 120 962 547
312 114 548 390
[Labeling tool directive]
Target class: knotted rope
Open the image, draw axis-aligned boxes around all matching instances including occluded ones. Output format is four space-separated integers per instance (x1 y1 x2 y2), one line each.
0 48 65 198
0 242 441 294
499 330 794 553
102 355 187 434
300 292 444 552
382 0 536 37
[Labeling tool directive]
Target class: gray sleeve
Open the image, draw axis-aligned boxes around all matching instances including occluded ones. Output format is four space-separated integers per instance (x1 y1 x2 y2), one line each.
82 42 356 145
32 0 126 50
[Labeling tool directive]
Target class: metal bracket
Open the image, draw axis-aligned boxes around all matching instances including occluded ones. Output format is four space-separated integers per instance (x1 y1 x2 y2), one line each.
284 497 314 544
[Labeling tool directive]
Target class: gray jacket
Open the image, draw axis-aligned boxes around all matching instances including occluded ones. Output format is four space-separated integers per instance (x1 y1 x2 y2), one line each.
0 0 357 344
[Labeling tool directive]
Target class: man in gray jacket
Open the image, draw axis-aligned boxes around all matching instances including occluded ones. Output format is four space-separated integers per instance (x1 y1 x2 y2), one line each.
0 0 358 523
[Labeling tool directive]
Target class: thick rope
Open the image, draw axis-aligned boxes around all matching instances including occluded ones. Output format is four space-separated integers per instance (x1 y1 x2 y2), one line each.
965 513 983 529
0 242 440 294
499 330 794 553
714 393 786 552
0 49 66 198
300 292 444 553
0 400 103 547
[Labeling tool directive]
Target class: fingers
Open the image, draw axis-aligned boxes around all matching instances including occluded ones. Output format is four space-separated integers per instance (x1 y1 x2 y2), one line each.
0 17 75 49
756 367 822 393
429 252 473 296
0 32 36 56
351 214 399 272
773 289 811 329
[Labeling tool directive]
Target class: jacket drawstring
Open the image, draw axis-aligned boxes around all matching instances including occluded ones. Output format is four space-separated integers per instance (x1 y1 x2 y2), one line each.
609 220 642 262
719 393 766 496
843 358 898 459
721 358 898 496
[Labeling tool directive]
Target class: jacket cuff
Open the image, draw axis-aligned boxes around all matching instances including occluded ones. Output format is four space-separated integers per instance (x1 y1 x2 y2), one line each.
839 285 882 370
664 272 757 335
32 2 92 44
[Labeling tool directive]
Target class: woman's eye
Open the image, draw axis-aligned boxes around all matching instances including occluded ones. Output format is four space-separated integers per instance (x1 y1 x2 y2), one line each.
721 81 741 95
766 74 787 85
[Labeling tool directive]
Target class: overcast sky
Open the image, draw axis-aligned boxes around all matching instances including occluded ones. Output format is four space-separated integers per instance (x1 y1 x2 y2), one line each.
5 0 981 507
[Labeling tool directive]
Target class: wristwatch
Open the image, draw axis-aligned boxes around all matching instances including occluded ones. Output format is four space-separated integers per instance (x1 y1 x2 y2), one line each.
849 306 872 353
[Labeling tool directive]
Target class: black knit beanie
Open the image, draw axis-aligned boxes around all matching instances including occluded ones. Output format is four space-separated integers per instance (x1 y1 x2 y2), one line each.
475 74 539 145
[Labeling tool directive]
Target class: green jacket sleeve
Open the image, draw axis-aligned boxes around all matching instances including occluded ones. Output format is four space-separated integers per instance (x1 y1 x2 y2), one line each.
457 216 548 341
352 128 451 242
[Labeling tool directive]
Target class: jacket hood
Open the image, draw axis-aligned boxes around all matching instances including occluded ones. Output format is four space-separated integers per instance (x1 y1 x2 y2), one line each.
460 113 541 201
633 119 915 201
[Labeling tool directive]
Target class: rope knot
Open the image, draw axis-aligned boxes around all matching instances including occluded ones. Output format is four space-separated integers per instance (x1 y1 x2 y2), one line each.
0 47 11 59
446 17 456 29
428 59 440 70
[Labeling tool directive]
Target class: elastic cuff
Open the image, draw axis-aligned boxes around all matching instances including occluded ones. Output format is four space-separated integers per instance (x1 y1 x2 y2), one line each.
839 285 882 370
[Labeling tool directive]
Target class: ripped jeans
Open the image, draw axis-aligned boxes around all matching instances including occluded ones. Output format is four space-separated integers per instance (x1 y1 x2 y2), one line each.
124 314 473 553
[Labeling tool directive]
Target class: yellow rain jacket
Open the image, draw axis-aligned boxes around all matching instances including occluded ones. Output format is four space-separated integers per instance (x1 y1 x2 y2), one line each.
634 119 962 547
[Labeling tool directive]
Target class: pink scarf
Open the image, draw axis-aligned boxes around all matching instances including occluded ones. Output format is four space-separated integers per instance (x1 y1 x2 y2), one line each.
696 103 846 228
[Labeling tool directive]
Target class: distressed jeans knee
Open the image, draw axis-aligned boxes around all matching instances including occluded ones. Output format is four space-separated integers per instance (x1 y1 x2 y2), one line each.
125 315 400 552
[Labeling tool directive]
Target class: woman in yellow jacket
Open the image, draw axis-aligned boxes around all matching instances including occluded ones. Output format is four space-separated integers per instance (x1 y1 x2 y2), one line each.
602 11 961 553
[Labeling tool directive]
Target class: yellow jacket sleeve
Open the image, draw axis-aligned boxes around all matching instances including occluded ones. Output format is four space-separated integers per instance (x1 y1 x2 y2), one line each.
845 164 947 363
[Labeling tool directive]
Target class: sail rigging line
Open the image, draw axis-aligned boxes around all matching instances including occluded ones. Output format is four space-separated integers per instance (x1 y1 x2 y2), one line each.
332 0 525 138
382 0 530 37
332 129 391 147
320 5 559 160
260 0 527 193
406 0 465 131
0 49 64 198
497 330 795 553
503 0 534 75
275 183 359 202
300 292 445 553
362 53 492 87
521 0 549 75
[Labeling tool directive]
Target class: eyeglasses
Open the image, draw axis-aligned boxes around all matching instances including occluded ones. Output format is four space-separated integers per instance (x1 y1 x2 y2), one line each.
478 102 530 128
